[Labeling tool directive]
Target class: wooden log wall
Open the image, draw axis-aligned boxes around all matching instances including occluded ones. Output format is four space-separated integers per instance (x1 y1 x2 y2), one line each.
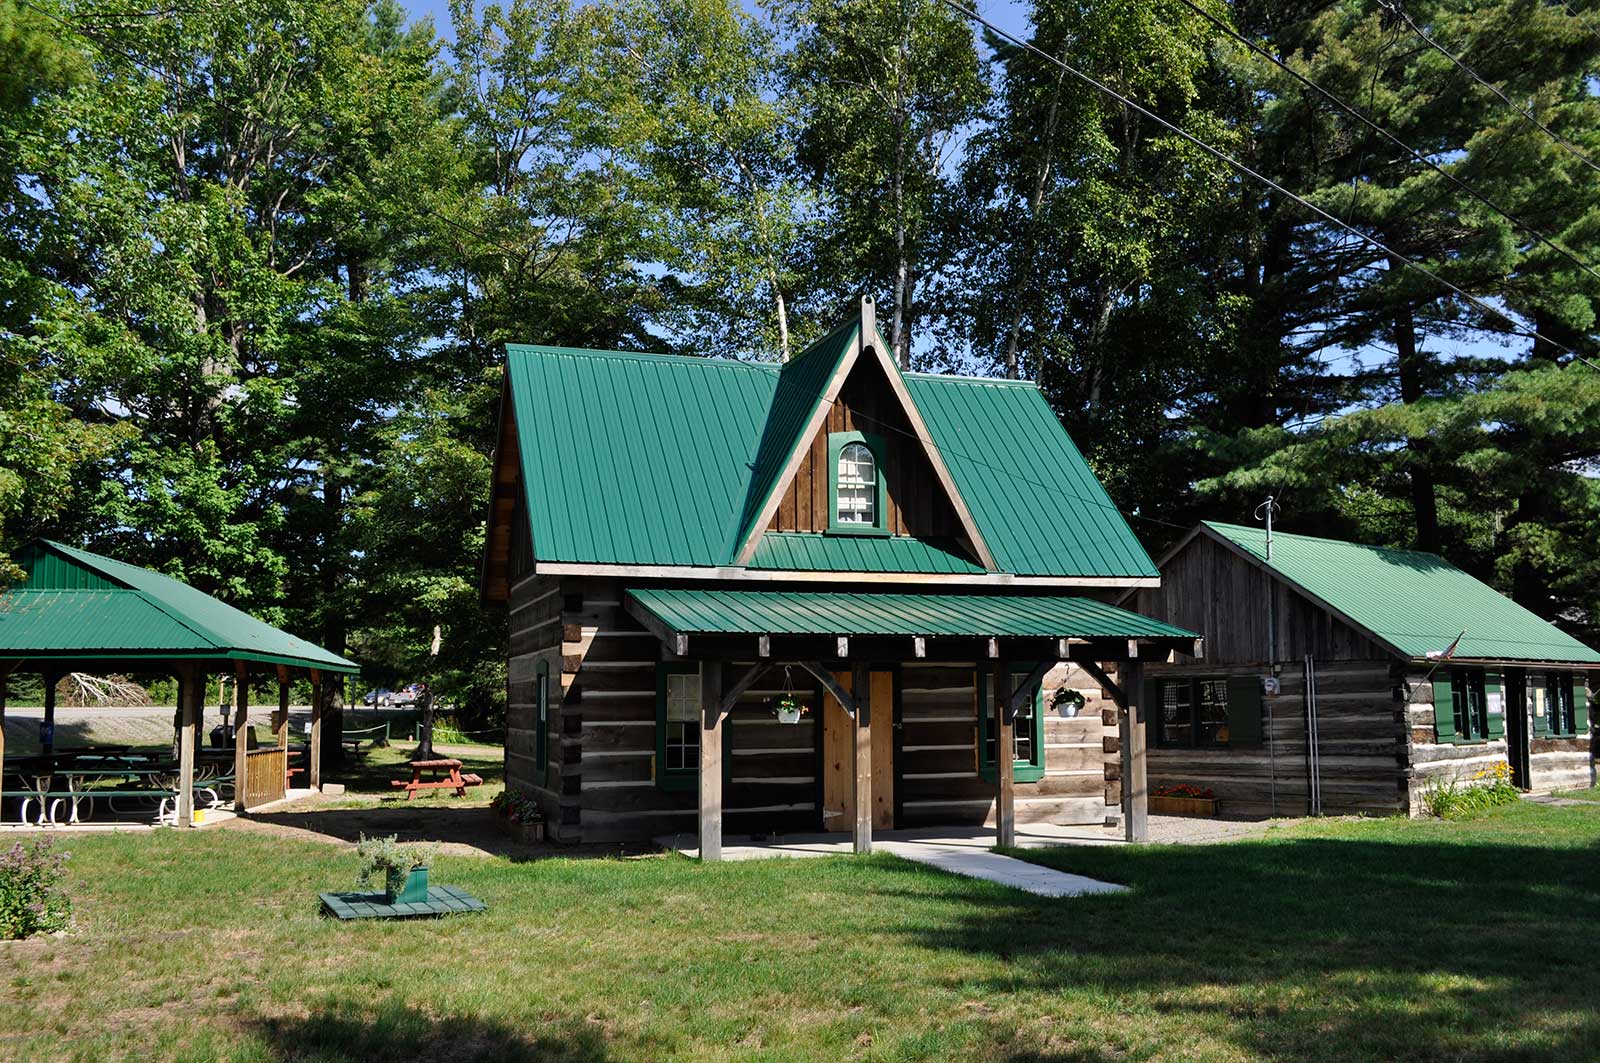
1132 534 1389 665
1406 670 1596 803
505 573 571 838
1138 659 1408 818
897 662 1117 830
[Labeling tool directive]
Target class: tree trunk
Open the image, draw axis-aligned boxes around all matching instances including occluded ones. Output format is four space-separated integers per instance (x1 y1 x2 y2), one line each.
891 0 910 370
1002 62 1068 380
1391 289 1440 553
775 283 791 362
413 686 436 762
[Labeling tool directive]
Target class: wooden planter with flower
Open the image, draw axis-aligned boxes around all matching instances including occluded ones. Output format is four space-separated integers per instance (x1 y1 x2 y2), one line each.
491 790 545 844
1149 785 1218 817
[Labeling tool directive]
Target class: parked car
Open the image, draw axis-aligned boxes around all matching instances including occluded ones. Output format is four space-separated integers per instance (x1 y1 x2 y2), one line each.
362 684 422 708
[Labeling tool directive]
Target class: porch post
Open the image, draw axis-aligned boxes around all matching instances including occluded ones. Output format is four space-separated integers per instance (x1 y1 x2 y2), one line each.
233 662 250 813
177 666 197 826
993 663 1016 848
308 669 323 790
851 660 872 854
1122 658 1147 842
41 670 56 756
274 665 290 747
699 660 724 862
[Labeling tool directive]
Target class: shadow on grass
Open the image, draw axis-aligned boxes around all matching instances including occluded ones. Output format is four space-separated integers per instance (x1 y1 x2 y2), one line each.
872 831 1600 1060
251 1000 615 1063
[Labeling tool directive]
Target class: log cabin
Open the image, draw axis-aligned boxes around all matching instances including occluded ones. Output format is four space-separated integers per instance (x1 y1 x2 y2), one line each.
479 298 1202 856
1126 521 1599 817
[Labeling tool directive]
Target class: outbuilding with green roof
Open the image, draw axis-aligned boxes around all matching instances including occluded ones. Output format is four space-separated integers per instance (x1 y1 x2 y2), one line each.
1125 521 1598 818
1 540 357 826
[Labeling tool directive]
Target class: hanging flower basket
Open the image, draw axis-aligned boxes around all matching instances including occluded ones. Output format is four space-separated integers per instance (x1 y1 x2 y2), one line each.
1052 687 1086 718
774 694 809 725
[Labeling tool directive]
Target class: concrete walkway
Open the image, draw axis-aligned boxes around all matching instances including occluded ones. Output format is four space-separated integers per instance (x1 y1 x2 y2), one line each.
656 824 1129 898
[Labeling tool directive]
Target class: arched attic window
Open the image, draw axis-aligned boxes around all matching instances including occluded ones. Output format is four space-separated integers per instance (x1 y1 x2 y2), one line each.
835 441 877 526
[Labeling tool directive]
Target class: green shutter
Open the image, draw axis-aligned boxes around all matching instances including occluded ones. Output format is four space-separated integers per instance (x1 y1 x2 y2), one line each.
1225 676 1263 747
1432 672 1457 744
1575 680 1589 736
536 659 550 784
1533 674 1551 736
1485 672 1505 739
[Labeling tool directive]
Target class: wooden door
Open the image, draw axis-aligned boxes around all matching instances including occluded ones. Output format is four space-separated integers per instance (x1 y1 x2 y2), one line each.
822 670 894 831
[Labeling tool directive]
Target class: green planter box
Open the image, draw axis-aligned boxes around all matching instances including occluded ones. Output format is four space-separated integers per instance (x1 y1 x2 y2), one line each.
387 866 430 905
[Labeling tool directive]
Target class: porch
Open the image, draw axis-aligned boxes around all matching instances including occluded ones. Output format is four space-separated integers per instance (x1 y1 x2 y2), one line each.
624 587 1203 861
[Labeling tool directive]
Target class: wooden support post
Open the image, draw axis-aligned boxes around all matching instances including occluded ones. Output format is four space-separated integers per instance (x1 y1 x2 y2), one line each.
274 665 290 748
42 671 56 757
233 662 249 813
851 660 872 854
995 664 1015 848
178 667 198 826
309 669 323 791
1122 659 1147 843
699 661 723 862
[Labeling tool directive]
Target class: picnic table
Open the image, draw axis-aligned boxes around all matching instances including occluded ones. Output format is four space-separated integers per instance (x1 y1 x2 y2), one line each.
391 758 482 800
2 752 234 825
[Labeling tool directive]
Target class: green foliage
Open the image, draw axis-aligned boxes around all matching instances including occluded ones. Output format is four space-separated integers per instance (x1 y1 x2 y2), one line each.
353 833 435 895
0 836 71 940
1421 762 1521 819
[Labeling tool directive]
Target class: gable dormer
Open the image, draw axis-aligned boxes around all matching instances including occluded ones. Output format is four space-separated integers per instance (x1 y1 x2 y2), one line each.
725 299 996 569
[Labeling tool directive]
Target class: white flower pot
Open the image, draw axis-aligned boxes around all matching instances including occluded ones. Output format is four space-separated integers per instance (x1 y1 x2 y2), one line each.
776 707 802 725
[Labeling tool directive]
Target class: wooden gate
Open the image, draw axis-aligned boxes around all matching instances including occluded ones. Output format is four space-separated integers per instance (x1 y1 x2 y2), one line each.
243 747 288 809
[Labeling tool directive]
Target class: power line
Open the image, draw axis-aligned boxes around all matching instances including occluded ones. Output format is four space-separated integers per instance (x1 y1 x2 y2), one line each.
1174 0 1600 288
1385 0 1600 179
937 0 1600 376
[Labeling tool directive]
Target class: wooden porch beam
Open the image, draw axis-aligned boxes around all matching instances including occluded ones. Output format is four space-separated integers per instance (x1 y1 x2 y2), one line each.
274 664 290 752
718 662 769 716
699 661 725 862
994 664 1015 848
622 596 689 657
1007 659 1055 721
308 669 323 791
851 660 872 854
913 636 926 659
1122 659 1147 843
233 661 249 813
795 661 855 719
1078 660 1125 711
177 666 198 826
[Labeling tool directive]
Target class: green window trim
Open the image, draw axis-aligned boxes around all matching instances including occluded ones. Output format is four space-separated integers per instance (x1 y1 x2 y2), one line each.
1435 668 1495 744
978 665 1045 784
826 430 889 537
535 659 550 784
653 663 733 793
1542 672 1580 737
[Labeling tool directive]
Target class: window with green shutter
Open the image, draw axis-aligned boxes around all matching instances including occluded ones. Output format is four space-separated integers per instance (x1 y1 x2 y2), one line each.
978 665 1045 783
1148 676 1261 748
1547 672 1577 737
1440 668 1490 743
653 663 732 793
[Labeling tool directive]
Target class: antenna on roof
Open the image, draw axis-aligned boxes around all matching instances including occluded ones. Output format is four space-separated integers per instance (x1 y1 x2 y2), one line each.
1254 496 1281 561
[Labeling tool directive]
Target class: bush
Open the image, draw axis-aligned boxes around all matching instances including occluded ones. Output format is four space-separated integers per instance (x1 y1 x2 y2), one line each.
0 837 71 940
1422 762 1520 819
354 834 436 896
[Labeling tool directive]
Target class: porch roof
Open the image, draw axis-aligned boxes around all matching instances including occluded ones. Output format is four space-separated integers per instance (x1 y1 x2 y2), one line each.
627 588 1198 645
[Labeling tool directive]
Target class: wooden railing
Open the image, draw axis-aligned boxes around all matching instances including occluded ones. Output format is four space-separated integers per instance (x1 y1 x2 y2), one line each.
243 747 287 809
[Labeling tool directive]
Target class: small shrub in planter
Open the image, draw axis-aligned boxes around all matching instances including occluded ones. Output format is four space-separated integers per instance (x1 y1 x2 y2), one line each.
1 837 71 940
355 834 437 904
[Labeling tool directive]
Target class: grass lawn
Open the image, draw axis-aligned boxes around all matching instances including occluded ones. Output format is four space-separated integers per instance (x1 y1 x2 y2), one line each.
3 801 1597 1062
1555 785 1600 802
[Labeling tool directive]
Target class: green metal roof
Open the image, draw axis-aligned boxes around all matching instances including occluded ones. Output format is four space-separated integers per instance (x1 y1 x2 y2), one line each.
0 541 359 672
727 322 858 559
503 331 1157 579
1203 522 1600 664
748 533 985 574
628 588 1198 641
